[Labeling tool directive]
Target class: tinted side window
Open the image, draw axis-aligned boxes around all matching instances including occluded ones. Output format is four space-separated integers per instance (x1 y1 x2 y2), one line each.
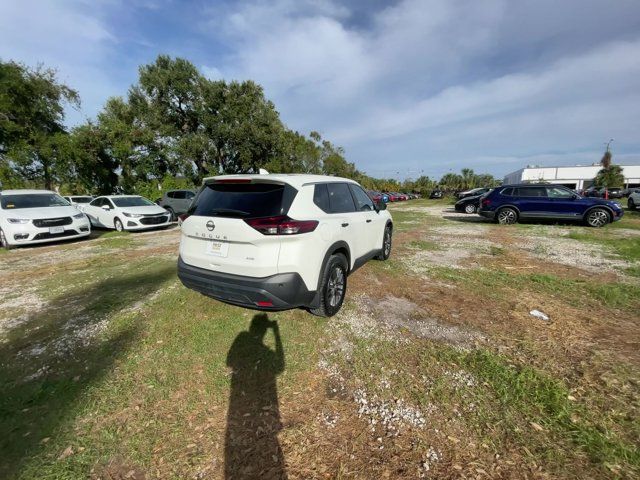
327 183 356 213
173 191 187 199
185 191 195 199
167 191 176 199
501 188 513 196
349 184 375 211
313 184 330 213
516 187 547 197
546 186 574 199
90 198 103 207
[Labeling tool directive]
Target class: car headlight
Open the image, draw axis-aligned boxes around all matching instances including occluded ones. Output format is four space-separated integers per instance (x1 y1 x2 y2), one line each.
7 218 30 224
73 213 86 219
123 212 143 218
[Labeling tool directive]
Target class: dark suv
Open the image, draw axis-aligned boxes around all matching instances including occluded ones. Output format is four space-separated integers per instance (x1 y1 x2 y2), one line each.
478 184 624 227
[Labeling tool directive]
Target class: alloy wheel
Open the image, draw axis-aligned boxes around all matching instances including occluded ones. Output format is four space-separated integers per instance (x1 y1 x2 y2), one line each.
327 266 345 307
587 209 609 227
497 208 517 224
383 229 392 257
465 204 476 214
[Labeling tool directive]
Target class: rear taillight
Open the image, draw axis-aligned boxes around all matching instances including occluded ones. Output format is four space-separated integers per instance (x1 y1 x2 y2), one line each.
178 213 189 222
481 199 491 206
244 216 319 235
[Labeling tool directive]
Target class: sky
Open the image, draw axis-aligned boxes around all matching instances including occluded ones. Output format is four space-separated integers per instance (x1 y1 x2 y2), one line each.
1 0 639 180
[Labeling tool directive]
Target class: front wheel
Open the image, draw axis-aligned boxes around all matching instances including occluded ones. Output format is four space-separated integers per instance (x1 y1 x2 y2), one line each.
496 207 518 225
114 217 125 232
376 226 392 260
464 203 477 214
586 208 610 228
310 254 348 317
0 228 14 250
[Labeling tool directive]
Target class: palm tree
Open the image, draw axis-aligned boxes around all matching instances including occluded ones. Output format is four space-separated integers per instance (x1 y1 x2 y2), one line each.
593 149 624 188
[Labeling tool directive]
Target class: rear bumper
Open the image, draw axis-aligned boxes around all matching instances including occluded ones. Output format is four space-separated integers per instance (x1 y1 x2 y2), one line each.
478 209 495 219
177 256 317 311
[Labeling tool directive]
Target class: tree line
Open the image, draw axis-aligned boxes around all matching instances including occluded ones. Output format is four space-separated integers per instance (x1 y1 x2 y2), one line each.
0 55 499 198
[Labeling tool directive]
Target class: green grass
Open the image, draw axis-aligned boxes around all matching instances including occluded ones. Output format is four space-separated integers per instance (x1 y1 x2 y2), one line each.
567 230 640 264
337 337 640 476
433 267 640 311
407 239 440 250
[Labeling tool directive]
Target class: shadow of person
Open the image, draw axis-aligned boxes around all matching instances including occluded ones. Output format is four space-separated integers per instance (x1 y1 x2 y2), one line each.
225 314 286 479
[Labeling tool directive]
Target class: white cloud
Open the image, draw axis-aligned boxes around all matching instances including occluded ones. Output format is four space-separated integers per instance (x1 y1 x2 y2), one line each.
203 0 640 177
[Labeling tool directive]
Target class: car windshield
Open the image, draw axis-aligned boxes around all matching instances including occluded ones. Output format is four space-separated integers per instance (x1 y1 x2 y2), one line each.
111 197 154 207
1 193 69 209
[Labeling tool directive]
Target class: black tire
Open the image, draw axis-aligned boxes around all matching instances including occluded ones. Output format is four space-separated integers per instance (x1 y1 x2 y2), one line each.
496 207 518 225
0 228 14 250
585 208 610 228
310 253 348 317
114 217 125 232
464 203 477 214
376 225 392 260
165 207 176 221
628 198 636 211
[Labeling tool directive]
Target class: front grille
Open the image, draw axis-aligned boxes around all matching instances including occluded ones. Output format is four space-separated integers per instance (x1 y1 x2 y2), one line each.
33 217 72 228
33 230 78 240
139 215 168 225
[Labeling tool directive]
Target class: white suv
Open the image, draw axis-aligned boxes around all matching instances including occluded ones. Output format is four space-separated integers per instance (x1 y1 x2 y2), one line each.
178 174 393 316
0 189 91 249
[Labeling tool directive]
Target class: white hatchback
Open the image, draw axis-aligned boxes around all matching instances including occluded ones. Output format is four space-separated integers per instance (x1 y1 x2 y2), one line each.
82 195 171 231
178 174 393 317
0 189 91 249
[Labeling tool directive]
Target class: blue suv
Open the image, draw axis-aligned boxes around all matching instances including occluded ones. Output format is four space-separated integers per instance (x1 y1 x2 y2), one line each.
478 184 624 227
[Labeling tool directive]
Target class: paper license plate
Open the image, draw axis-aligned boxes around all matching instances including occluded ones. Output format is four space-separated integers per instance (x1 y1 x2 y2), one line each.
206 241 229 257
49 226 64 234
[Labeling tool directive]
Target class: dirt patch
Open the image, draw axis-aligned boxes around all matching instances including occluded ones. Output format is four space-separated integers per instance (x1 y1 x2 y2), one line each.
516 234 632 274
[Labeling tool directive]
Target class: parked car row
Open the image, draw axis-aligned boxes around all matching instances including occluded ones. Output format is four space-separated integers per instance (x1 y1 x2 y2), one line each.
366 191 419 203
456 184 625 227
0 189 181 249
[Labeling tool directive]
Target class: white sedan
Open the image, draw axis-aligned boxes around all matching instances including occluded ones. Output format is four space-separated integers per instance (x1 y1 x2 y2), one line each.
82 195 171 231
0 189 91 249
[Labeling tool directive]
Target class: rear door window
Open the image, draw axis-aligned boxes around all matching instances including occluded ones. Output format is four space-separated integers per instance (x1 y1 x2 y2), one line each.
327 183 356 213
349 184 375 211
546 186 574 199
192 182 296 218
515 187 547 197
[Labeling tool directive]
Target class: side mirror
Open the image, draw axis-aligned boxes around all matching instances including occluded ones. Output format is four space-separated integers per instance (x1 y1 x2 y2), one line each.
572 194 579 200
376 200 387 211
101 204 111 210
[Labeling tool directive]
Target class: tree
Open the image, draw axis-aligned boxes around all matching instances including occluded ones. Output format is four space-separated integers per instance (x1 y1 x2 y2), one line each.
593 149 624 188
0 60 79 189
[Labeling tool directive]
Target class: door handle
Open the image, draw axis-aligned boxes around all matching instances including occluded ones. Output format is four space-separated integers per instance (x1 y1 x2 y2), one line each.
366 219 372 223
341 223 349 227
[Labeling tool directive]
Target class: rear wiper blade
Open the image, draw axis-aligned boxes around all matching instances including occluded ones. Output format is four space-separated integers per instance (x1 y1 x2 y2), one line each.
210 208 251 217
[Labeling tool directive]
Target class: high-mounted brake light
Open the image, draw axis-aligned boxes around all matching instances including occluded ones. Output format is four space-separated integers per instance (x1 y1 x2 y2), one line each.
214 179 252 184
244 216 319 235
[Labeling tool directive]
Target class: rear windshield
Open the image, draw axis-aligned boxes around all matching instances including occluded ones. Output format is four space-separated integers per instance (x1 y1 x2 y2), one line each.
192 182 295 218
112 197 154 207
1 194 69 209
71 196 93 203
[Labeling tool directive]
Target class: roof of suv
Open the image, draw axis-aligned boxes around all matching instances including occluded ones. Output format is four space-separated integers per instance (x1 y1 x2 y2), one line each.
202 174 359 189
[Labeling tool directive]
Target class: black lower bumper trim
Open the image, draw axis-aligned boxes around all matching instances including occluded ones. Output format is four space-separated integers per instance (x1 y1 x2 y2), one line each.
478 210 495 219
177 257 317 310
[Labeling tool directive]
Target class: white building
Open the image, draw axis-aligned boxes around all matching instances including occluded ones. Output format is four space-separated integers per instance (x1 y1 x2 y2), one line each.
503 164 640 190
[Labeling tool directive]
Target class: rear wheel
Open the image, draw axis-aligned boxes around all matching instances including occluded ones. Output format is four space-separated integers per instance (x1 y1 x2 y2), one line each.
628 198 636 210
0 228 13 250
376 225 392 260
496 207 518 225
311 254 348 317
464 203 477 214
114 217 124 232
165 207 176 221
586 208 610 227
